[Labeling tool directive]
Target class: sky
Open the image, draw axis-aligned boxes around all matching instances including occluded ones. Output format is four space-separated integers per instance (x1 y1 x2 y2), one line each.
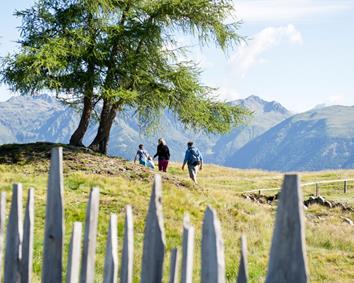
0 0 354 112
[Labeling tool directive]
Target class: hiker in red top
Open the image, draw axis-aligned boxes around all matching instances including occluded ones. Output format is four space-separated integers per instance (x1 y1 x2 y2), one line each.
153 138 170 172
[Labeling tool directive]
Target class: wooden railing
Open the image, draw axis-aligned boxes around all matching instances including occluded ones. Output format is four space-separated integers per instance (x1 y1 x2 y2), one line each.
1 147 309 282
243 178 353 195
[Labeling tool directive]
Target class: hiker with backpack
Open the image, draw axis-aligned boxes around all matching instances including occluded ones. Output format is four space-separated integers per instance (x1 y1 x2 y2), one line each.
181 141 203 184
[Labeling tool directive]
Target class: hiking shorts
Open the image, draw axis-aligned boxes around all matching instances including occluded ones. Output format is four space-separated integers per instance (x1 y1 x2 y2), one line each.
188 164 198 180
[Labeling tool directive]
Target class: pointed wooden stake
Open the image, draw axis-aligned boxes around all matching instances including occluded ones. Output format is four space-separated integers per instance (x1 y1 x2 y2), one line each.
0 192 6 282
120 205 134 283
236 235 248 283
140 174 166 283
42 147 65 283
181 214 194 283
80 187 100 283
4 184 23 283
265 174 308 283
169 248 179 283
67 222 82 283
201 206 225 283
21 188 34 283
104 214 118 283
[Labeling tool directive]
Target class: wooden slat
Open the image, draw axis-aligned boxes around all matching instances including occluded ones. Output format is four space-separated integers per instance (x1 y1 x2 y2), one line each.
42 147 65 283
120 205 133 283
4 184 23 283
103 214 118 283
80 187 100 283
181 214 194 283
169 248 179 283
140 174 166 283
201 206 225 283
0 192 6 282
21 188 34 283
67 222 82 283
236 235 248 283
265 174 308 283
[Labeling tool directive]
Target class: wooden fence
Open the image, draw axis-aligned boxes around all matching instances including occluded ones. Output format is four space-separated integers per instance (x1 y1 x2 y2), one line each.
0 147 309 283
244 178 353 196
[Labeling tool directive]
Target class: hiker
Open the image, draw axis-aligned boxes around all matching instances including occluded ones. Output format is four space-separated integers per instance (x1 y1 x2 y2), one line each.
134 144 149 166
145 156 155 170
153 138 170 172
182 141 203 184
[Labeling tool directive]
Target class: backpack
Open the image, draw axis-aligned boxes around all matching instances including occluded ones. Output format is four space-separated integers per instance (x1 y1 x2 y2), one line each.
188 148 201 166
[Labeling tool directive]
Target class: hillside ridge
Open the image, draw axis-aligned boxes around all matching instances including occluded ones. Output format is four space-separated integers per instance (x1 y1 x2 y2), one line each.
0 142 188 187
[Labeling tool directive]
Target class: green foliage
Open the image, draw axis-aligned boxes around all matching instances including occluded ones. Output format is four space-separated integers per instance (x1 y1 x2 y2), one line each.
1 0 250 134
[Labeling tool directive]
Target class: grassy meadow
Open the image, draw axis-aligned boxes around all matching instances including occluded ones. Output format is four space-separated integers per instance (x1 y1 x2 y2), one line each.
0 145 353 282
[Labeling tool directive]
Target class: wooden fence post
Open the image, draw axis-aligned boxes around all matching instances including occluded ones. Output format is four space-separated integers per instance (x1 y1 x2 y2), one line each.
236 235 248 283
169 248 179 283
344 180 347 193
21 188 34 283
120 205 134 283
67 222 82 283
80 187 100 283
140 174 166 283
4 184 23 283
104 214 118 283
201 206 225 283
0 192 6 282
42 147 65 283
315 183 319 196
265 174 308 283
181 214 194 283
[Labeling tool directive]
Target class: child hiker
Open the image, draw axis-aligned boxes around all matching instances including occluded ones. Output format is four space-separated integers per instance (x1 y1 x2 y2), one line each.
134 144 149 166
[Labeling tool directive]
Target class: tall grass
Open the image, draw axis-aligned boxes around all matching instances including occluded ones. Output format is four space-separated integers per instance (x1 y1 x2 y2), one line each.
0 161 353 282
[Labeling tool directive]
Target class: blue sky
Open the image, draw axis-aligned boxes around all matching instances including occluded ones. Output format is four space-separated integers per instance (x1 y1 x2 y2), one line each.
1 0 354 112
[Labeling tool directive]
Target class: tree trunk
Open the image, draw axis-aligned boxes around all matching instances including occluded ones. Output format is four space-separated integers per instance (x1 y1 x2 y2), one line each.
69 95 93 147
89 99 117 154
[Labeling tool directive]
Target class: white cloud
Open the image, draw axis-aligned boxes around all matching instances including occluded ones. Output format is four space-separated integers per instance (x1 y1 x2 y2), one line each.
231 24 303 76
215 84 242 101
234 0 354 22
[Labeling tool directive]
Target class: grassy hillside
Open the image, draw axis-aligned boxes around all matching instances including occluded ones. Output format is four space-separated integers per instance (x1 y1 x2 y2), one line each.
0 143 353 282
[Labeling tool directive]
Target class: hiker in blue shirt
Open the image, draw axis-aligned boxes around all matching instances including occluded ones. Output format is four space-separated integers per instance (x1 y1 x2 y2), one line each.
182 141 203 184
134 144 149 166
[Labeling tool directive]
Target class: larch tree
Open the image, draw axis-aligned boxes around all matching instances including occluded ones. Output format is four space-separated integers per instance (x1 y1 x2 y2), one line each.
1 0 251 154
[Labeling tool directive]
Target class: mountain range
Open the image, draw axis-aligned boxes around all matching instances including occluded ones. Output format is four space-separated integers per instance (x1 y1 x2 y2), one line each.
0 94 353 171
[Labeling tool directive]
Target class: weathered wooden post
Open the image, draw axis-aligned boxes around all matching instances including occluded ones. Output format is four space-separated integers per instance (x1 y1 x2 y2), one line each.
4 184 23 283
67 222 82 283
236 235 248 283
104 214 118 283
201 206 225 283
21 188 34 283
265 174 308 283
169 248 179 283
315 183 319 196
140 174 166 283
0 192 6 282
344 180 347 193
181 214 194 283
80 187 100 283
42 147 65 283
120 205 134 283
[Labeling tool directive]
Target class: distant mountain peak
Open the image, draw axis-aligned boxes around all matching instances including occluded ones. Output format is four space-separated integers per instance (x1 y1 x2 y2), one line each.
230 95 291 115
244 95 265 103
